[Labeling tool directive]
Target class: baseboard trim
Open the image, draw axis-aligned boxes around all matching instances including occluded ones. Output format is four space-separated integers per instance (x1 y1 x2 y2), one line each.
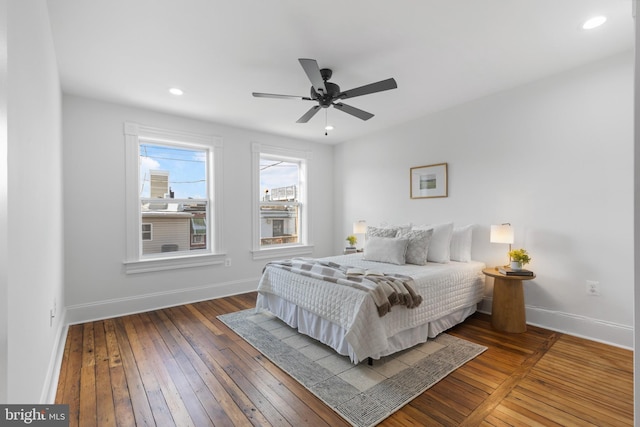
40 309 69 403
43 277 260 403
478 298 633 350
66 277 260 325
47 290 632 403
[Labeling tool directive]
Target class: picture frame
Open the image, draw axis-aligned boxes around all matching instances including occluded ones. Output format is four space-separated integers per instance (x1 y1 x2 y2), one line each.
410 163 448 199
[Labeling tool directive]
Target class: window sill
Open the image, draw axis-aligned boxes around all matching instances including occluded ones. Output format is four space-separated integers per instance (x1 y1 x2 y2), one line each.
251 245 314 261
124 252 226 274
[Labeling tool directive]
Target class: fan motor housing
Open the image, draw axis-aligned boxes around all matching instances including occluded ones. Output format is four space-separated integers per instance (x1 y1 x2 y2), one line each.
311 81 341 107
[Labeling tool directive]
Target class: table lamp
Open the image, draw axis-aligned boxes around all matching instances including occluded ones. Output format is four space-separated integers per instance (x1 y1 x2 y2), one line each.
353 220 367 249
490 223 514 266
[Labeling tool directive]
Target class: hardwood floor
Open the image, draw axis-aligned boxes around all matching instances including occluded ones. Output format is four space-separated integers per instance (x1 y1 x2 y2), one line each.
55 292 633 426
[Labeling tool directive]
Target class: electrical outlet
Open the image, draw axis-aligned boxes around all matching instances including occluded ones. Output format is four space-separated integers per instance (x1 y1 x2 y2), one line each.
586 280 600 296
50 298 57 327
224 258 232 267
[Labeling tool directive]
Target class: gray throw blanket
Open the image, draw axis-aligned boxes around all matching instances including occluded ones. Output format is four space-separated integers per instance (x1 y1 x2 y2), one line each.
265 258 422 316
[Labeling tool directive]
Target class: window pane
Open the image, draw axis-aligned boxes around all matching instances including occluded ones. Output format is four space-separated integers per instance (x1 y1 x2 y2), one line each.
141 200 208 254
140 143 206 199
260 204 299 246
141 223 152 241
260 158 299 202
259 157 300 247
139 142 208 255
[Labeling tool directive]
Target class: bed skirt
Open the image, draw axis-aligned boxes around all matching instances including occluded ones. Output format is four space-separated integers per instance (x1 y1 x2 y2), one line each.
255 292 478 364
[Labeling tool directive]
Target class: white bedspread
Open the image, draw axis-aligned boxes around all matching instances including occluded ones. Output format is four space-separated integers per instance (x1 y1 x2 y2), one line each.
256 253 485 362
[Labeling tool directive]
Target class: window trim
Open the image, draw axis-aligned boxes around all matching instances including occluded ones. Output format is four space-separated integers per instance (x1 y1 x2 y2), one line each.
123 122 225 273
251 142 313 260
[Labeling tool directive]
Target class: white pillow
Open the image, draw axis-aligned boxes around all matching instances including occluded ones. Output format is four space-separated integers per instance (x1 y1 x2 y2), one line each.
413 222 454 263
363 236 409 265
450 225 474 262
398 229 433 265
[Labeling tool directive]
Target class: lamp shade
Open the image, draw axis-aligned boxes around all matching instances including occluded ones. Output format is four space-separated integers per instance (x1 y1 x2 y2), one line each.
490 224 514 244
353 220 367 234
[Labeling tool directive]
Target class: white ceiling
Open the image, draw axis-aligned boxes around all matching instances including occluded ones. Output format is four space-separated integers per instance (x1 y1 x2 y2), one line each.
46 0 635 144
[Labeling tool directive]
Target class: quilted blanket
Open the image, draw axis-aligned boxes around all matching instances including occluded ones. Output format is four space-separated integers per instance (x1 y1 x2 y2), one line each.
265 258 422 316
256 254 485 363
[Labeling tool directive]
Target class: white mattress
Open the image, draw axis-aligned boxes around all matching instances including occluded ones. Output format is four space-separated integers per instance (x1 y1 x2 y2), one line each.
256 253 485 363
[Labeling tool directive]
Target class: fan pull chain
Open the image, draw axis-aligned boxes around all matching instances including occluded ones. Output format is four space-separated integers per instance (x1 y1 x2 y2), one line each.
325 109 328 136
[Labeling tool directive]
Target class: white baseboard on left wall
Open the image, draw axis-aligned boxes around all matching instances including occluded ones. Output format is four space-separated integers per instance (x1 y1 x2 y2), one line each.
65 277 260 326
41 309 69 403
478 297 633 350
44 277 260 403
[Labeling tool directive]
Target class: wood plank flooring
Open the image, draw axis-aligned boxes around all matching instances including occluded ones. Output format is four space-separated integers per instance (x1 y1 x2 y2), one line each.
55 292 633 426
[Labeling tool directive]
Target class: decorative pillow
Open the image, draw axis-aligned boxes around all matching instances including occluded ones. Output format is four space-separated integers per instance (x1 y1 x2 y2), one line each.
366 226 399 239
379 222 412 235
450 225 474 262
413 222 454 263
363 236 409 265
398 229 434 265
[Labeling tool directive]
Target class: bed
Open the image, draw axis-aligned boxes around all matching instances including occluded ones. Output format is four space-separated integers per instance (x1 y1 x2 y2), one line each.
255 224 485 364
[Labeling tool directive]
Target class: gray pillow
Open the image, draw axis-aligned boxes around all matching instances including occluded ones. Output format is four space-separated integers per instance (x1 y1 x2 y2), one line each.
363 236 409 265
365 226 399 239
413 223 454 263
399 229 434 265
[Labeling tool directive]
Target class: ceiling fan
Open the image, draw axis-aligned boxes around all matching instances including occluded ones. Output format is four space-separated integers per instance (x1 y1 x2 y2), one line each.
252 58 398 123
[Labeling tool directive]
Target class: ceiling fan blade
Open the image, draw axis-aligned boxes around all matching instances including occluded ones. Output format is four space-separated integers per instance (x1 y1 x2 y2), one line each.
252 92 312 101
338 78 397 100
333 102 374 121
299 58 327 94
296 105 321 123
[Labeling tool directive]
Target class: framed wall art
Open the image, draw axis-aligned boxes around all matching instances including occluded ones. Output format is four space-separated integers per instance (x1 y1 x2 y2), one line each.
410 163 448 199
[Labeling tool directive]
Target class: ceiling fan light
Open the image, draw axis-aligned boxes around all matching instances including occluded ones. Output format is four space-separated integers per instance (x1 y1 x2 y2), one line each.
582 16 606 30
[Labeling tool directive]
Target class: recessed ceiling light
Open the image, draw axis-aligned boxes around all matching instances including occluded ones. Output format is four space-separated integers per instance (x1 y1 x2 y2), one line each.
169 87 184 96
582 16 607 30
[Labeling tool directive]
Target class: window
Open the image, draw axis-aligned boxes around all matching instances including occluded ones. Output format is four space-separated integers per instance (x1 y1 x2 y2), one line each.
124 123 224 273
252 143 313 259
260 157 300 246
272 219 284 237
190 218 206 248
141 223 152 241
139 143 208 255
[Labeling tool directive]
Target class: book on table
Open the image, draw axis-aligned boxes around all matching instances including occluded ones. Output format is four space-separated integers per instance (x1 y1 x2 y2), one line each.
498 267 534 276
346 267 384 277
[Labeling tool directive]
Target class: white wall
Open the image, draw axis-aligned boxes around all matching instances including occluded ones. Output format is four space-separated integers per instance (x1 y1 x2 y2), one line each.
633 0 639 421
0 0 7 405
335 51 634 348
5 0 65 403
62 95 334 322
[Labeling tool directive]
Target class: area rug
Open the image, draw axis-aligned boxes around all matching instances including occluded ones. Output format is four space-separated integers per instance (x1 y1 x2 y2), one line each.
218 309 487 427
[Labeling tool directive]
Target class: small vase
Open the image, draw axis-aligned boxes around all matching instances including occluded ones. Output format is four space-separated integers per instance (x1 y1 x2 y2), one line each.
510 261 523 271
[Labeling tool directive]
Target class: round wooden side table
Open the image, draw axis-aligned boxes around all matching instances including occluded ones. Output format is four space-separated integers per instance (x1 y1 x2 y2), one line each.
482 267 536 333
